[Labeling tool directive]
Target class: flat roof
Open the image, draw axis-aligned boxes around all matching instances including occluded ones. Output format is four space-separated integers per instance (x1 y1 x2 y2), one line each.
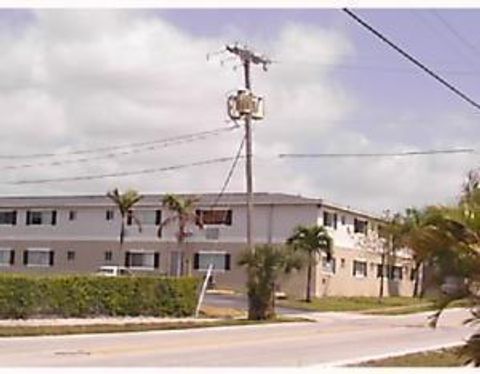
0 192 382 220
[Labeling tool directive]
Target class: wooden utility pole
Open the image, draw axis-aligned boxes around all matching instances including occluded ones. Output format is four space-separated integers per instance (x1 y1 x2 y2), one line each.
225 44 270 253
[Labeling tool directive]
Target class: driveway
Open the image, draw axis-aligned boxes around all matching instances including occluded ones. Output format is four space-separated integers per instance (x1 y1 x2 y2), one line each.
203 292 308 315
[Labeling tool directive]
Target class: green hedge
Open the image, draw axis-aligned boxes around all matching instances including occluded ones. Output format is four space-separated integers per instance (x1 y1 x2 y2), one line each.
0 275 199 319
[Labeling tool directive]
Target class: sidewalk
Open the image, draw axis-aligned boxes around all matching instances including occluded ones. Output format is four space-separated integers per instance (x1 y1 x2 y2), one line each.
0 316 216 327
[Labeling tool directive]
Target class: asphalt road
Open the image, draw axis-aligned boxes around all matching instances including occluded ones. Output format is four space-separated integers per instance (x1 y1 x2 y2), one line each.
0 308 474 367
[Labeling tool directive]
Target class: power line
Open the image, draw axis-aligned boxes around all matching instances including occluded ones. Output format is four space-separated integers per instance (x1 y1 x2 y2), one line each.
0 127 238 171
10 156 239 185
429 10 480 60
342 8 480 112
211 135 246 207
278 148 475 159
0 124 239 160
282 60 480 76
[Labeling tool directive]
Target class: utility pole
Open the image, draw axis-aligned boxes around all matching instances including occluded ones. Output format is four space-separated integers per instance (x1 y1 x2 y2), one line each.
225 44 270 253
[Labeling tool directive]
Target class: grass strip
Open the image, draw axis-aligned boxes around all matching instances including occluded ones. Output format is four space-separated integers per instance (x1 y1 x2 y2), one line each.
355 346 466 367
279 296 470 315
0 317 308 337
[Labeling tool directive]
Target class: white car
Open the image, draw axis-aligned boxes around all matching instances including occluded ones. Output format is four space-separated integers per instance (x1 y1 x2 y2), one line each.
96 265 133 277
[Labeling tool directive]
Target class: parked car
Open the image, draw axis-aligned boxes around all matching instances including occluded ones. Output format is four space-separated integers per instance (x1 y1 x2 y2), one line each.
96 265 133 277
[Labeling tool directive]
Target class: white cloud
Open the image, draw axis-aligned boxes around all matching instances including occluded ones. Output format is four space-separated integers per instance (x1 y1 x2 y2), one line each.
0 9 475 215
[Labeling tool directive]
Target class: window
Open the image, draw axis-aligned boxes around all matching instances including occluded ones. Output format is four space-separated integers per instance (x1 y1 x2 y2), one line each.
0 211 16 225
323 211 337 229
377 265 403 280
26 210 57 226
353 260 367 277
125 250 159 269
340 258 346 268
194 252 231 272
341 215 346 225
127 210 161 226
196 209 232 226
322 257 336 274
69 211 77 221
67 251 75 261
24 249 54 267
390 266 403 280
353 218 368 234
106 210 114 221
104 251 113 262
0 248 14 266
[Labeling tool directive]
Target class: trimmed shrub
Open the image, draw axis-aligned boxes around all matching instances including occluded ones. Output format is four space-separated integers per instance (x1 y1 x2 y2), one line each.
0 274 199 319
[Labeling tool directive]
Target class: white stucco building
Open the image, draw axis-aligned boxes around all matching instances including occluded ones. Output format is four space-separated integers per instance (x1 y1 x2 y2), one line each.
0 192 415 298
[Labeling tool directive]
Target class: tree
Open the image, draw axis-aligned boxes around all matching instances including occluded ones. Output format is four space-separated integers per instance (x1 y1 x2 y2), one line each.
286 225 333 303
159 194 203 276
238 244 303 320
106 188 143 266
428 169 480 365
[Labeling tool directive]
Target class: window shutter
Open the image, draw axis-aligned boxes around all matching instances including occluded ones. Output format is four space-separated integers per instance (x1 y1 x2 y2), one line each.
226 210 232 226
193 253 199 270
26 211 31 225
225 253 231 271
125 252 130 267
12 211 17 225
155 210 161 225
127 211 132 226
51 210 57 226
49 251 54 266
23 250 28 265
9 250 14 265
154 253 160 269
333 213 338 229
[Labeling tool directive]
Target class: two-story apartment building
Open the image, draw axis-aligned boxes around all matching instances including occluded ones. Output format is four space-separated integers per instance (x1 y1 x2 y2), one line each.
0 192 415 298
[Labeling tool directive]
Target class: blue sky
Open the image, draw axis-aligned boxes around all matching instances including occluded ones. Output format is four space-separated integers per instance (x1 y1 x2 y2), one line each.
0 8 478 213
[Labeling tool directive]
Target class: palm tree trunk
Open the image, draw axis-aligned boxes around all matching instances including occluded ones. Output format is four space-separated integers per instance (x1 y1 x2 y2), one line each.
306 260 312 303
419 262 427 298
412 261 421 297
379 250 385 300
119 218 125 267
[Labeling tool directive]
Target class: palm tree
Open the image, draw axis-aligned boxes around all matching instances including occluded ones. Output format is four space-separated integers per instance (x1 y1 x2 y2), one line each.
286 225 333 303
106 188 143 266
158 194 203 276
238 244 303 320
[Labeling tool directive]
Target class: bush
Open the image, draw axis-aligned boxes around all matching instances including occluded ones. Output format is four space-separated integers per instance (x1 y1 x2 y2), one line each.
0 274 199 319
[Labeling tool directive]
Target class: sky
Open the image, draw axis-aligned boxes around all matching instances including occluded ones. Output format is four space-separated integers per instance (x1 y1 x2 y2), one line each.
0 8 479 214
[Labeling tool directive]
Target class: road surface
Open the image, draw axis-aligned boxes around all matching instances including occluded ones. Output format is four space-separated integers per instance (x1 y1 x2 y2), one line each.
0 308 473 366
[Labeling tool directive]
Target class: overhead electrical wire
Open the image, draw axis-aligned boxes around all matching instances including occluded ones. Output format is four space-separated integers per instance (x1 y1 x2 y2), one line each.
211 134 246 208
278 148 475 159
342 8 480 112
9 146 473 185
429 10 480 58
0 124 239 160
0 127 238 171
10 156 240 185
282 60 480 76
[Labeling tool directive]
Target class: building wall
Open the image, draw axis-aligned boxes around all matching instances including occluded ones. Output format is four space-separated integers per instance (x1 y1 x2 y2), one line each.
0 196 416 298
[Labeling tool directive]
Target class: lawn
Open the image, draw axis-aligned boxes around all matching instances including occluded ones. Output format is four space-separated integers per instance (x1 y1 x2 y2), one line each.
356 347 466 367
279 296 433 313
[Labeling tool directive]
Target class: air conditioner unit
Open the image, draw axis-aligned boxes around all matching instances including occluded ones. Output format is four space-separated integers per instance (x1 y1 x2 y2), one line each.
205 227 220 240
